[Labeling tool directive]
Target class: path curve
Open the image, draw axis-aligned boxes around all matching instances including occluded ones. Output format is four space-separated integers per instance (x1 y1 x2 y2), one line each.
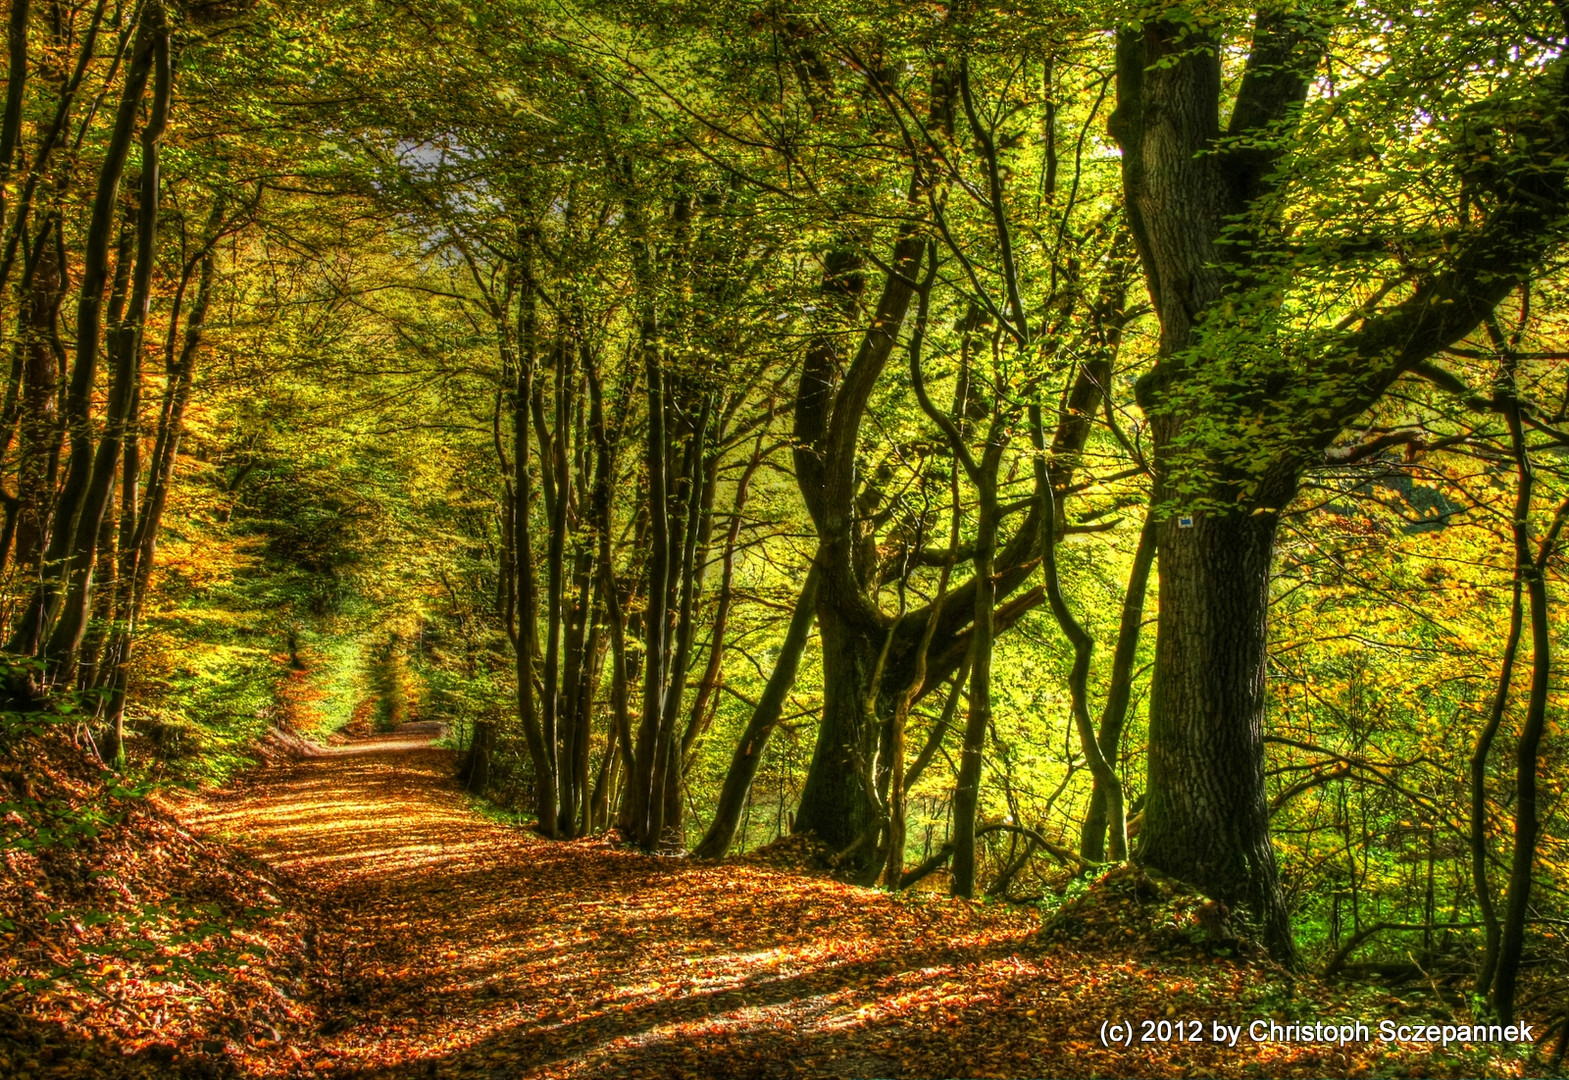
184 726 1456 1080
185 725 1050 1079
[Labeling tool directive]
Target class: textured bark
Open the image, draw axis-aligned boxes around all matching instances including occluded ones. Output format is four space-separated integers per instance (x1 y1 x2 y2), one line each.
791 229 923 856
1108 11 1334 964
1113 8 1569 966
9 219 64 578
794 594 886 854
1138 508 1293 958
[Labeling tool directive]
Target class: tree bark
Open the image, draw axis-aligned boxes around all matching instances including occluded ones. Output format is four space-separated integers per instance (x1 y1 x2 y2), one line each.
1137 505 1295 960
9 217 64 580
791 229 923 857
949 467 997 899
1489 355 1565 1023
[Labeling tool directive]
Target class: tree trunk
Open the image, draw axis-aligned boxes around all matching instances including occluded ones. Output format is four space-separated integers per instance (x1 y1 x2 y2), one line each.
5 16 156 663
1080 511 1156 861
1472 394 1530 1001
44 12 169 675
1136 505 1295 961
9 217 63 579
949 473 997 899
693 562 820 859
512 254 556 836
790 228 923 861
793 594 884 857
629 318 671 848
1489 367 1561 1023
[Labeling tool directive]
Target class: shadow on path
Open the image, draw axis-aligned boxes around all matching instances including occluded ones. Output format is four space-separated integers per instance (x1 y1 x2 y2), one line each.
181 725 1079 1079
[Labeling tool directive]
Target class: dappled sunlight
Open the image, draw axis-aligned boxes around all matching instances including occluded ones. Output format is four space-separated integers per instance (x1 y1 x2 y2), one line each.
156 729 1518 1079
176 728 1066 1077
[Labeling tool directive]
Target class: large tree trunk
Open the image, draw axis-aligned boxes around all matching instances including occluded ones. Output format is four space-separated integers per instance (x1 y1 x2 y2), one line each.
1108 13 1323 964
1136 503 1294 961
793 593 883 856
788 228 921 863
1108 6 1569 968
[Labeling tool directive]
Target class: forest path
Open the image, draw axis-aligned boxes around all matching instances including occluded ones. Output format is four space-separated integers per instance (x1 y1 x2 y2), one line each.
185 724 1072 1079
181 727 1414 1080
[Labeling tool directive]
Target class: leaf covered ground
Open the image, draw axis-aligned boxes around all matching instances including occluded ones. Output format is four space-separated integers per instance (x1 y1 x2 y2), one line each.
1 728 1553 1079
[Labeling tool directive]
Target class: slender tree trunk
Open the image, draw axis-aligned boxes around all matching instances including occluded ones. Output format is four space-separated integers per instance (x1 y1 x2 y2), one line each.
883 268 956 890
693 562 820 859
0 0 29 235
10 218 64 579
0 0 108 300
630 297 669 848
5 17 156 663
950 472 998 899
537 341 572 834
513 254 555 836
44 12 169 676
1036 408 1127 863
1472 409 1529 1001
652 396 712 848
586 352 636 832
682 439 763 761
101 234 216 741
1490 371 1563 1023
1080 511 1156 861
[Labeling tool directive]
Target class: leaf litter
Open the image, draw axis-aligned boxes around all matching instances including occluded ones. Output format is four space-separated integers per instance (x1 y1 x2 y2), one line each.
1 727 1551 1078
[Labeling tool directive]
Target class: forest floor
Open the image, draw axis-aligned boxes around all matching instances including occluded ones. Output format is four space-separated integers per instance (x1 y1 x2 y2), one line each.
1 724 1553 1079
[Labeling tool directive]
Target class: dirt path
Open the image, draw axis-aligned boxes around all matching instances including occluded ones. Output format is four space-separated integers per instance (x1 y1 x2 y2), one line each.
186 726 1052 1078
178 727 1501 1080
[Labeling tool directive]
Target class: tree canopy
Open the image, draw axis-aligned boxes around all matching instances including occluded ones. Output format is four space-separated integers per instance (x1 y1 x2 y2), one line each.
3 0 1569 1045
